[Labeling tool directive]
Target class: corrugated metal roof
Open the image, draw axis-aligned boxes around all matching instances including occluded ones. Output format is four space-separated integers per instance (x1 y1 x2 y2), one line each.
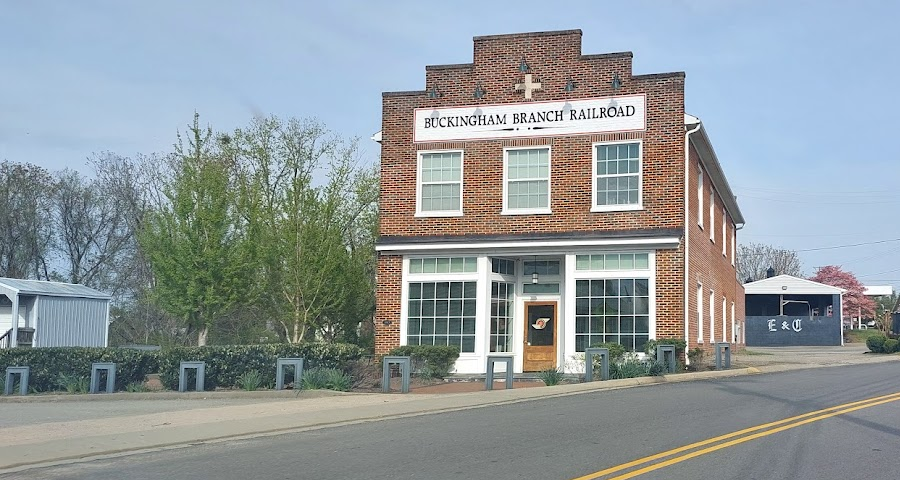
0 278 111 300
744 275 845 295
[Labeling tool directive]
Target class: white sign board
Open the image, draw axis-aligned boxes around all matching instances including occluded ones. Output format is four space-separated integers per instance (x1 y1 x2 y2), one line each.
414 95 645 143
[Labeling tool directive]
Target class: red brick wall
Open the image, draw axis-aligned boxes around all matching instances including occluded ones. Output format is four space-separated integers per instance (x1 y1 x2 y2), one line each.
380 30 686 238
686 143 746 351
376 30 741 355
374 255 401 355
655 248 684 339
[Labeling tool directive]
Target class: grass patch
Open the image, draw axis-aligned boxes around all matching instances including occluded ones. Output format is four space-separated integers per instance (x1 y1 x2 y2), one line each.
846 329 885 344
743 350 775 356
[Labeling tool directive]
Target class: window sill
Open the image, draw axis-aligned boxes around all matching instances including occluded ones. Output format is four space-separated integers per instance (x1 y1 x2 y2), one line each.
591 204 642 213
415 211 463 218
501 209 552 216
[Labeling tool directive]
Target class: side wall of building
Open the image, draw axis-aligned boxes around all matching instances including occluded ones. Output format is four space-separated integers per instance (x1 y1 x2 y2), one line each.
686 143 745 351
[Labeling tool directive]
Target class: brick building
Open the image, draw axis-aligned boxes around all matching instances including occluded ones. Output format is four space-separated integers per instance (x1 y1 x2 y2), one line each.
374 29 745 374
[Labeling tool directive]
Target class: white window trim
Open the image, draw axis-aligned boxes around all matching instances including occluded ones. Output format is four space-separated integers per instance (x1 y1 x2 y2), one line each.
402 256 481 357
709 289 715 343
502 145 552 215
415 149 464 217
698 166 704 229
721 296 727 342
731 301 736 343
722 206 727 256
591 139 644 213
568 251 656 356
697 283 704 344
731 228 736 266
709 192 715 242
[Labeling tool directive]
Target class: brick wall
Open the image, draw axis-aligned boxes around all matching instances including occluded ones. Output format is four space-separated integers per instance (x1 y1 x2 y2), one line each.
686 143 746 351
380 30 686 239
376 29 741 355
374 255 401 355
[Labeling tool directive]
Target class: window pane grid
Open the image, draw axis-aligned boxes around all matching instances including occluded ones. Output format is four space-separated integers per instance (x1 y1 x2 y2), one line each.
575 254 650 271
491 258 515 275
409 257 477 274
506 148 549 211
574 278 650 353
408 281 476 353
420 152 462 213
490 282 514 352
595 143 640 207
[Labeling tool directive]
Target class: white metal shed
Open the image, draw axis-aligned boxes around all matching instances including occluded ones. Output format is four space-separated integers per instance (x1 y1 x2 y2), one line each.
0 278 111 348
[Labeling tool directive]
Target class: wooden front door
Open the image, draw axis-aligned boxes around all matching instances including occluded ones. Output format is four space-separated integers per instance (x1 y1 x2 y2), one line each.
523 301 557 372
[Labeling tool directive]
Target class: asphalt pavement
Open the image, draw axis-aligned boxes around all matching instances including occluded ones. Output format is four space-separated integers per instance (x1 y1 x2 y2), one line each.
0 344 896 476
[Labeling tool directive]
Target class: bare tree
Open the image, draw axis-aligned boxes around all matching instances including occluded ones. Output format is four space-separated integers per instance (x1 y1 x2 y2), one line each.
737 242 803 282
0 161 54 279
51 169 132 292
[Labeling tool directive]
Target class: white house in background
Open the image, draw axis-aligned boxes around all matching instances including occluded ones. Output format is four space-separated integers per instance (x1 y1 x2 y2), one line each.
863 285 893 297
0 278 111 348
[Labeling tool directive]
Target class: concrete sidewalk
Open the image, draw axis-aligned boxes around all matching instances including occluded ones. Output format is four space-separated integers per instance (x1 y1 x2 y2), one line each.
1 345 897 474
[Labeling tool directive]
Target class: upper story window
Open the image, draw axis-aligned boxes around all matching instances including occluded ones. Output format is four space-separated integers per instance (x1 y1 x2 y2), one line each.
417 151 462 216
503 147 550 214
698 166 704 228
593 141 642 212
722 206 727 256
709 192 715 242
731 227 736 266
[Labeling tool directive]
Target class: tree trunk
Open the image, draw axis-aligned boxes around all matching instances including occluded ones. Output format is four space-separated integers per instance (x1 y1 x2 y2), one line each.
197 326 209 346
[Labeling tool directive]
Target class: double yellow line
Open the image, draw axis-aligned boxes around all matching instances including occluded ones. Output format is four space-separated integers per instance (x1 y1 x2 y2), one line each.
573 390 900 480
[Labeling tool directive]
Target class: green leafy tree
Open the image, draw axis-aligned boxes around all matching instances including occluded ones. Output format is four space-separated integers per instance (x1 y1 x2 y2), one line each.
139 114 251 346
227 117 377 344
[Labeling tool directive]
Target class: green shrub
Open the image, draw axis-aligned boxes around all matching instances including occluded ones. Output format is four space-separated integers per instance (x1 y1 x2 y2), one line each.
387 345 460 379
156 343 365 391
236 369 264 391
648 361 668 376
125 381 149 393
687 347 706 369
537 367 564 386
300 367 352 391
0 347 159 392
866 334 887 353
590 342 627 363
611 357 652 379
56 373 89 394
883 338 899 354
645 338 687 361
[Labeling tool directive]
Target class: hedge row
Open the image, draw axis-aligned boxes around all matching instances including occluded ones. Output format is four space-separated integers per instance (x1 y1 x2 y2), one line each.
156 343 365 390
0 347 159 392
387 345 460 379
0 343 365 392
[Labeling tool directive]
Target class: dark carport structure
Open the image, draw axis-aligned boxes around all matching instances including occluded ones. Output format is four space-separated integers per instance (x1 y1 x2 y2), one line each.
744 275 845 346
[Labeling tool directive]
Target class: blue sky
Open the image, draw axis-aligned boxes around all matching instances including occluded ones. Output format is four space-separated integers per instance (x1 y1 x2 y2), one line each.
2 0 898 292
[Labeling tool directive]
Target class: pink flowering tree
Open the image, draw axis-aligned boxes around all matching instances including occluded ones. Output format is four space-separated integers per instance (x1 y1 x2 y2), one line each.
809 266 876 323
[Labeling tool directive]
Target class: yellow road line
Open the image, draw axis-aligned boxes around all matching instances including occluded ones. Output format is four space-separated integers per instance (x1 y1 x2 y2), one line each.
572 391 900 480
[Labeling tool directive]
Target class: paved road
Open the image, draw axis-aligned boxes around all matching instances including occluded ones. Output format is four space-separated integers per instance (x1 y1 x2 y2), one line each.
10 362 900 480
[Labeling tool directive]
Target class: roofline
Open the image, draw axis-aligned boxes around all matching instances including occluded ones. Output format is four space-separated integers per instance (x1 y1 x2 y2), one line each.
425 63 473 71
0 279 113 300
688 118 745 225
473 29 582 42
743 275 847 295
